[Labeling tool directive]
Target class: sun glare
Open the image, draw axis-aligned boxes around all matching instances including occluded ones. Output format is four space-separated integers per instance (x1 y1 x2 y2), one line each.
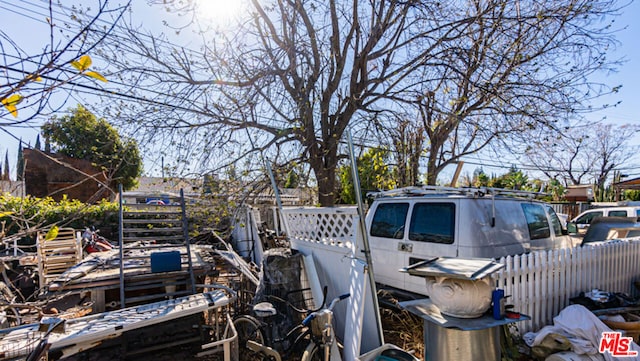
195 0 248 24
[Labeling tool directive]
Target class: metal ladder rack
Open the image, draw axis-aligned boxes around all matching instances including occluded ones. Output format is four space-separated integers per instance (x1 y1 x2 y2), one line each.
368 185 548 199
118 186 196 308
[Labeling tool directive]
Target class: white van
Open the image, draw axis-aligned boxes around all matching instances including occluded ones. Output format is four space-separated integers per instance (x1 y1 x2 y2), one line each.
567 206 640 235
365 186 571 296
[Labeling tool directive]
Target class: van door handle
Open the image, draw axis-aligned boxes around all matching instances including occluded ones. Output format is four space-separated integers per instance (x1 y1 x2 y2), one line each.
398 242 413 253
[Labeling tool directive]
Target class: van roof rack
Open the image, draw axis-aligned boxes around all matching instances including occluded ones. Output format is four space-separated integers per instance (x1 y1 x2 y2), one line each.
367 186 548 199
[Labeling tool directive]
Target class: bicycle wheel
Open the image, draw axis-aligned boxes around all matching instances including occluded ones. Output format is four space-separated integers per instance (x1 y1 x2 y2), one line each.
301 342 324 361
233 315 266 361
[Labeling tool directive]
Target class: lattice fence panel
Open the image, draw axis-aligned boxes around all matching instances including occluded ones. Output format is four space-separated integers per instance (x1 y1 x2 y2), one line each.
282 207 357 247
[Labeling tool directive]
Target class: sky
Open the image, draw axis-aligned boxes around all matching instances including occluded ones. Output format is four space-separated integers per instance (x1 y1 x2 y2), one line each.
1 0 639 182
590 0 640 127
0 0 247 177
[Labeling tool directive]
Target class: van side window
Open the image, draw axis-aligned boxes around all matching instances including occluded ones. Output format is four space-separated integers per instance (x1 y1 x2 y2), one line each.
370 203 409 239
609 210 628 217
408 203 455 244
522 203 550 240
545 205 563 237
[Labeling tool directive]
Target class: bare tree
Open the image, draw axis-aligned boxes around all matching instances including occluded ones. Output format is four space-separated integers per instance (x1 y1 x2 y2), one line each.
523 125 594 186
97 1 458 205
590 123 639 190
522 122 639 188
386 117 424 187
382 0 624 185
0 1 127 127
93 0 622 205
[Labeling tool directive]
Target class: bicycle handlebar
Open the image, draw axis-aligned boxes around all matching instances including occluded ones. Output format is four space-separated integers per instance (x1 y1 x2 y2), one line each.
302 293 350 326
327 293 350 311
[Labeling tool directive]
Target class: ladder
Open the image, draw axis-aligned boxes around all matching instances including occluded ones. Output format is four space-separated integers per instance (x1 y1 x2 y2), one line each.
118 186 196 308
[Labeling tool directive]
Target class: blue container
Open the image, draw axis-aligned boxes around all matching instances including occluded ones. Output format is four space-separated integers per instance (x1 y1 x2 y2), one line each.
492 289 505 320
150 251 182 273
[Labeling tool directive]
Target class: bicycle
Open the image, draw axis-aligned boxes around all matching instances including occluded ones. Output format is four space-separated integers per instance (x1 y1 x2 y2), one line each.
234 287 350 361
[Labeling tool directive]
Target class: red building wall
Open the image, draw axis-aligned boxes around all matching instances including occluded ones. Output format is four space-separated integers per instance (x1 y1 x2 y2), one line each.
23 149 112 203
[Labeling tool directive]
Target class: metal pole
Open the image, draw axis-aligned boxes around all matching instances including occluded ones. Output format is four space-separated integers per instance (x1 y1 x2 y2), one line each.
265 158 289 236
118 184 125 308
347 130 385 345
265 159 283 211
181 188 197 294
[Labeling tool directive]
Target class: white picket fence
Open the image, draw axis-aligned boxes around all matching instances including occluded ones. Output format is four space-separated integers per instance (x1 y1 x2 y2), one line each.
281 206 640 334
497 241 640 333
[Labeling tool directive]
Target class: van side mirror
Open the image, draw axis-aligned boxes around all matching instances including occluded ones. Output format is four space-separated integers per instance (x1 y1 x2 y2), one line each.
566 222 577 234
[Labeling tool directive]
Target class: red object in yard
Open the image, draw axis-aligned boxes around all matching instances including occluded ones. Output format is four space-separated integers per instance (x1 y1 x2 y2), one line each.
505 311 521 319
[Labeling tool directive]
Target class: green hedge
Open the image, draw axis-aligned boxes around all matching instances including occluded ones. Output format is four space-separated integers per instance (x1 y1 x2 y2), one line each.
0 193 236 245
0 193 119 243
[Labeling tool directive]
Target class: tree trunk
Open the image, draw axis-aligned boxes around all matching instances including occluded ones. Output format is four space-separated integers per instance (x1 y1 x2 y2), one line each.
425 155 438 186
312 161 337 207
308 143 339 207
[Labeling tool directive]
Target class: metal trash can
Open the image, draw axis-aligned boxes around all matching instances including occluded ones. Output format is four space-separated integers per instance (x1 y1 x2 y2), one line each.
424 321 500 361
400 298 529 361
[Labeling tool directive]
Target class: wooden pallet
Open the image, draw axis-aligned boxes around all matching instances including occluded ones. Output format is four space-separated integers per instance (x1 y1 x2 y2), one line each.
36 228 82 286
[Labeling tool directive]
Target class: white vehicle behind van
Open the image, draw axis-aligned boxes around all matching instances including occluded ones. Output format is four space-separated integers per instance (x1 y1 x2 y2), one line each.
365 186 571 296
567 206 640 235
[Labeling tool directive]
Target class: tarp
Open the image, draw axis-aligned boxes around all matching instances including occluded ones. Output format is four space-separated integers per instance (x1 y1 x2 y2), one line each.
524 304 640 361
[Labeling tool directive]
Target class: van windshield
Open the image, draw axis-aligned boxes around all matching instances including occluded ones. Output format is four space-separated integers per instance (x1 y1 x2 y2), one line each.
545 205 563 237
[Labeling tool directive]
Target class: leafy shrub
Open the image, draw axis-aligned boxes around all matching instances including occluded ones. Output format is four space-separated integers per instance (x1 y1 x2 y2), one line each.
0 193 119 244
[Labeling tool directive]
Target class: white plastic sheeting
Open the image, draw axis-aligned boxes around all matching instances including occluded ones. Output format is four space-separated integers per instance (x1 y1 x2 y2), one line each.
230 206 264 266
524 304 640 361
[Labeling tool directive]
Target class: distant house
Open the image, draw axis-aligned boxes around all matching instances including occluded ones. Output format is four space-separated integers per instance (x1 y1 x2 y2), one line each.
121 176 203 205
565 184 594 202
613 176 640 191
23 149 111 203
613 176 640 201
122 175 317 207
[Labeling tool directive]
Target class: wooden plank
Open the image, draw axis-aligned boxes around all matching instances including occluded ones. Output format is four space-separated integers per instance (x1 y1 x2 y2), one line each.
122 227 183 233
122 235 184 242
41 255 79 262
123 219 182 224
122 211 182 216
37 227 82 286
